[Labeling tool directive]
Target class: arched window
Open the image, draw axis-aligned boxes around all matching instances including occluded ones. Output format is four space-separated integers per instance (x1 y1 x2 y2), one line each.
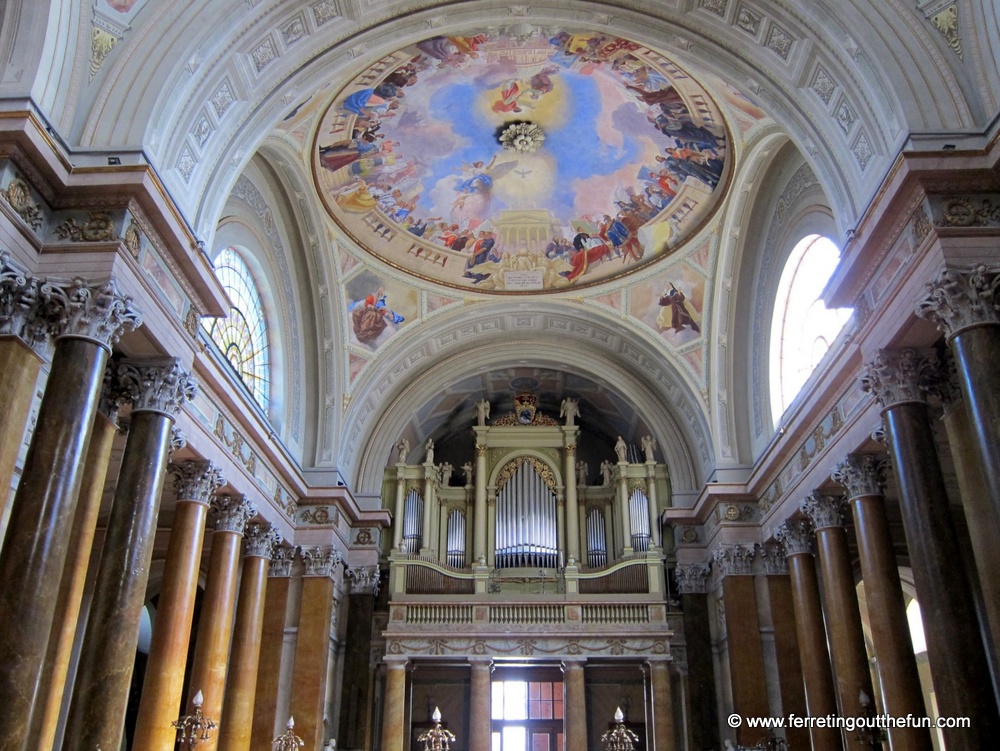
769 235 852 424
206 247 271 410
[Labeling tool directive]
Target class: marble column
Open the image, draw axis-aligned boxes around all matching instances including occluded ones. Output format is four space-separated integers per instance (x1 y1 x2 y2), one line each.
674 564 719 751
863 348 1000 746
647 660 675 751
31 385 121 751
564 442 580 564
64 358 195 751
132 461 227 751
714 544 768 747
249 546 295 751
292 546 341 749
563 660 587 751
474 444 487 563
800 492 873 749
186 494 257 750
832 453 931 751
217 523 283 751
380 660 408 751
0 281 141 751
774 521 842 751
469 660 492 751
338 565 377 750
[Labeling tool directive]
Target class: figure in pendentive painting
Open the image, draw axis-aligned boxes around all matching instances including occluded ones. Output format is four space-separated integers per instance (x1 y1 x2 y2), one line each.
657 282 701 334
349 287 405 344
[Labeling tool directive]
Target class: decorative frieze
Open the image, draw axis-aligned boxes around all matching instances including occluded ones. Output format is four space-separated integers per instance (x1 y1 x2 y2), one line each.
861 348 940 408
712 543 755 576
211 494 256 534
171 460 226 503
54 210 118 242
775 519 813 556
758 543 789 575
243 523 283 558
301 545 341 577
114 358 197 416
384 635 670 660
674 563 711 594
831 453 888 499
800 492 845 530
915 265 1000 338
348 565 381 596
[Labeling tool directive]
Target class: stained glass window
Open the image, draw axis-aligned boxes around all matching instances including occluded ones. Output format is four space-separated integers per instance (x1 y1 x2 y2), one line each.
206 247 270 410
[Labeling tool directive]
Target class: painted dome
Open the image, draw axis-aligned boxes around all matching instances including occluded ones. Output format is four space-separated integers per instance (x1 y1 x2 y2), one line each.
313 26 731 293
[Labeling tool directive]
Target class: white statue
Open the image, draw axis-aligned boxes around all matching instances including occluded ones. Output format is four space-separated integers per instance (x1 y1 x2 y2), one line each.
324 740 337 751
560 397 580 426
395 438 409 464
614 436 627 463
600 460 614 486
641 435 656 463
461 461 474 486
575 460 588 486
425 438 434 464
475 398 490 426
438 462 453 486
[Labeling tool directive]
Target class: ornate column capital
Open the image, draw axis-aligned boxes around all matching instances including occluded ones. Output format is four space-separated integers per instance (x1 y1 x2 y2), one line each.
0 253 49 356
170 460 226 504
243 523 283 558
268 545 297 577
800 492 846 530
169 427 187 454
210 494 256 535
775 519 813 556
712 543 755 576
114 358 197 416
861 348 942 409
45 277 142 351
347 565 381 596
758 543 789 575
674 563 711 594
301 545 342 577
915 264 1000 338
831 453 889 499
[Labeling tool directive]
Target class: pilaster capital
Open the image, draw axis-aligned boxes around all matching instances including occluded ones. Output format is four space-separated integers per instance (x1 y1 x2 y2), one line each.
674 563 711 594
861 348 941 408
347 565 381 596
170 460 226 503
210 494 256 534
800 492 846 530
712 543 755 576
0 253 48 355
44 277 142 351
915 264 1000 338
114 358 197 416
775 519 814 556
758 543 789 575
301 545 342 577
243 523 283 558
831 453 889 499
268 545 297 577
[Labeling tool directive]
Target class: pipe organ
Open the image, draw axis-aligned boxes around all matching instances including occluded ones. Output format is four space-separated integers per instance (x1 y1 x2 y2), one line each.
586 507 607 568
402 488 423 553
446 508 467 567
494 459 558 569
629 487 651 553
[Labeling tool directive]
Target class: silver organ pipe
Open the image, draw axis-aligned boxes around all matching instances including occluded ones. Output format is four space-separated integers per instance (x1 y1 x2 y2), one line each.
629 487 651 552
446 508 466 568
586 507 607 568
494 460 557 568
402 488 423 553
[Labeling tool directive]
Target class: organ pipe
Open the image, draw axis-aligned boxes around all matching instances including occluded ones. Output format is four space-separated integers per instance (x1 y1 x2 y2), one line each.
402 488 423 553
629 487 650 552
494 460 557 568
587 507 607 568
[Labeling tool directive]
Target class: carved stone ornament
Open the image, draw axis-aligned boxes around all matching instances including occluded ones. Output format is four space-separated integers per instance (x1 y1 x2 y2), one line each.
269 545 297 577
831 453 889 499
301 545 342 577
123 219 142 259
0 251 36 339
800 492 845 530
758 543 789 575
712 543 755 576
861 348 940 409
243 523 283 558
115 358 197 416
1 176 43 229
169 427 187 454
43 277 142 350
915 265 1000 339
347 565 381 596
674 563 711 594
775 519 813 556
870 421 887 446
171 460 226 504
54 210 118 242
210 494 257 534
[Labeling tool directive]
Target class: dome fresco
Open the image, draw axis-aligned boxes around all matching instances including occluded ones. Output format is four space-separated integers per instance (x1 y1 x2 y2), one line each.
313 26 732 293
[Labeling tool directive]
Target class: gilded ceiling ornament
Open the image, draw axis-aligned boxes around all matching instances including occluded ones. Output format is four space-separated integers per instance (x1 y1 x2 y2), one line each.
499 122 545 154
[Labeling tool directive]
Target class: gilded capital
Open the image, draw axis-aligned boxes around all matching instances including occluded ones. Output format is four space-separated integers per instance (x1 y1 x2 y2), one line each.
915 264 1000 338
211 494 257 534
775 519 813 556
861 348 940 408
301 545 342 577
115 358 197 416
831 453 888 499
800 492 845 530
243 523 283 558
674 563 711 594
269 545 297 577
171 460 226 504
758 543 789 575
44 277 142 351
712 543 755 576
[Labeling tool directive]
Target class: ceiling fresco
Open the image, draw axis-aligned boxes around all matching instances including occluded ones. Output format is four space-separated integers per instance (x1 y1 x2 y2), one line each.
312 26 732 293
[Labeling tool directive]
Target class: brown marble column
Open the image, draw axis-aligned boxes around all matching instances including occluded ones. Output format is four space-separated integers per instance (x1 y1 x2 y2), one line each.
31 391 120 751
250 546 296 751
186 494 257 751
290 546 341 749
0 279 140 751
469 660 492 751
832 453 932 751
774 521 842 751
863 348 1000 747
674 564 719 751
713 544 769 747
647 660 675 751
380 660 408 751
63 358 195 751
758 545 810 751
800 492 873 750
563 660 588 751
338 565 377 750
217 523 283 751
131 461 227 751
